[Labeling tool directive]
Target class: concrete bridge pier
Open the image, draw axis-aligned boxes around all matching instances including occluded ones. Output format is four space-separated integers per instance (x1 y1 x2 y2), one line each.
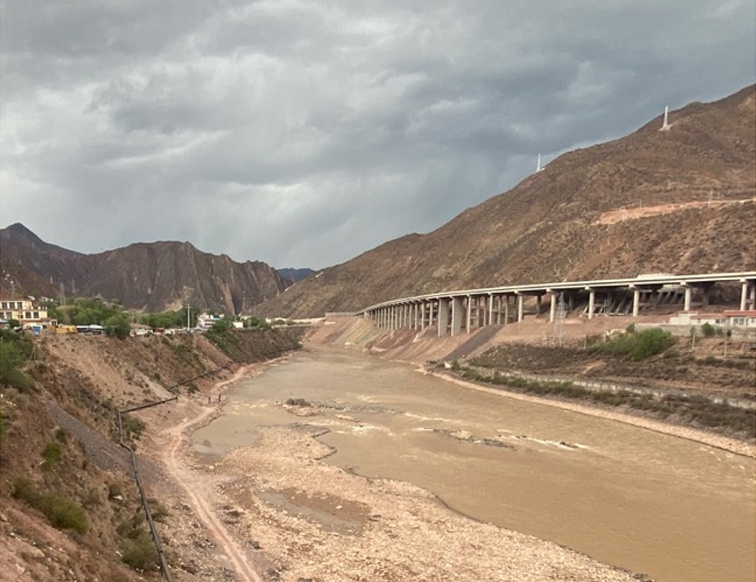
437 298 449 337
683 284 692 312
452 297 464 336
516 293 524 322
465 295 472 334
631 286 640 317
586 287 595 319
740 279 755 311
548 290 557 323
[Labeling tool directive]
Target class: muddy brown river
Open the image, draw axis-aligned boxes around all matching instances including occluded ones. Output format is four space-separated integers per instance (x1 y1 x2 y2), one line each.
192 347 756 582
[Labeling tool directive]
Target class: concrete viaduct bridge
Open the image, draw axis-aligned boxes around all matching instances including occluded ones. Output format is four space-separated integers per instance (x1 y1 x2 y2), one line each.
347 272 756 337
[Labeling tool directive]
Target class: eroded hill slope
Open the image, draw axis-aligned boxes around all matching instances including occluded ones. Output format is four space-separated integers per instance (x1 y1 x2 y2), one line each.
256 85 756 317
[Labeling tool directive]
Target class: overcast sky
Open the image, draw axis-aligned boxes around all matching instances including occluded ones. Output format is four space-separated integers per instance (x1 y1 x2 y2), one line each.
1 1 754 269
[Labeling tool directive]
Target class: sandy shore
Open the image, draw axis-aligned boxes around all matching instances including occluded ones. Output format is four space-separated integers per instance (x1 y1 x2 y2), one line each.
214 426 646 582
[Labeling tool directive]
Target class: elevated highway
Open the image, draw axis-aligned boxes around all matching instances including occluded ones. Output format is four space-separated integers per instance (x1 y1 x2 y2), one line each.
353 272 756 337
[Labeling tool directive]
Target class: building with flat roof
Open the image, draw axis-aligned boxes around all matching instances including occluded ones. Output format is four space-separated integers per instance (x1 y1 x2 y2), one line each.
0 298 48 325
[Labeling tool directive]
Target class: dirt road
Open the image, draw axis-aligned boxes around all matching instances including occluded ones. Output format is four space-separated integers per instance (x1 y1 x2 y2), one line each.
161 366 263 582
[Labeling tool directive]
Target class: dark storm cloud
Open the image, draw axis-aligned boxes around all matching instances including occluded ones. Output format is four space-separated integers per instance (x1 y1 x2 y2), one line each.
1 0 754 268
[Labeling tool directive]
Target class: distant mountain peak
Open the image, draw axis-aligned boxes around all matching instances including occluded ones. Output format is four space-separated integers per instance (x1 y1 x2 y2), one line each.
0 225 288 313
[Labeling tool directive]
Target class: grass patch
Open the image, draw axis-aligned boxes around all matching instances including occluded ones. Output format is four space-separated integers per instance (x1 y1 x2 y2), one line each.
12 477 88 534
591 328 676 360
41 442 62 470
122 415 146 442
204 327 241 356
117 518 158 572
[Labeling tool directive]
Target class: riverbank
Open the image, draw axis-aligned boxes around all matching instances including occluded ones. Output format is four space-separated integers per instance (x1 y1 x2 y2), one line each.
306 316 755 454
141 318 755 581
147 354 649 581
432 371 756 458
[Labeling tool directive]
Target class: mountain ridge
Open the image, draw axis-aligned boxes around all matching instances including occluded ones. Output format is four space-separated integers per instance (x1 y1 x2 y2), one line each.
252 84 756 317
0 225 288 313
2 85 754 317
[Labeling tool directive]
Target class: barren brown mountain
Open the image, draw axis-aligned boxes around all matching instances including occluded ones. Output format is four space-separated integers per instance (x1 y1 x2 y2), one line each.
254 85 756 318
0 224 287 313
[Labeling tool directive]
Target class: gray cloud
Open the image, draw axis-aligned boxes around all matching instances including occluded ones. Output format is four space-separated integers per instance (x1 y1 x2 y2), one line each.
1 0 754 268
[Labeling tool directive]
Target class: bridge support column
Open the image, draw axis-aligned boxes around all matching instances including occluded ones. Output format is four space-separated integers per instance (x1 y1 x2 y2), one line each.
741 280 749 311
496 295 502 324
504 296 510 324
549 291 557 323
437 298 449 337
516 294 524 322
488 294 494 327
463 296 471 334
587 288 595 319
452 297 463 336
632 287 640 317
536 294 543 317
683 285 692 312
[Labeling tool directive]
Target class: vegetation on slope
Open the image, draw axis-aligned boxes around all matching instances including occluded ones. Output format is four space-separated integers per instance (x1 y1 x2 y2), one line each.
0 327 303 579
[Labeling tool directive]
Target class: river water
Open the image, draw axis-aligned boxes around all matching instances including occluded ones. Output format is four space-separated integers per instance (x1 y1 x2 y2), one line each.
192 347 756 582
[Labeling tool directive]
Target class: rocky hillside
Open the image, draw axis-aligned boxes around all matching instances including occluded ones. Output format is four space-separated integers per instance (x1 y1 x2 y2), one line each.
254 85 756 318
0 224 288 313
0 328 302 580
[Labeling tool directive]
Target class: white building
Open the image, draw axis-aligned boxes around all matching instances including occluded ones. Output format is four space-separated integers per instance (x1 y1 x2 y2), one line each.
669 310 756 328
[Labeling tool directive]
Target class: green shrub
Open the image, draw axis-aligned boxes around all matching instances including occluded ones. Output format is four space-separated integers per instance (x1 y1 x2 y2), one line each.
55 428 68 444
700 323 716 338
593 328 675 360
11 476 40 505
12 477 88 534
47 497 88 533
41 442 62 470
104 314 132 339
122 416 146 441
82 487 102 508
121 531 158 571
147 498 170 522
0 330 34 391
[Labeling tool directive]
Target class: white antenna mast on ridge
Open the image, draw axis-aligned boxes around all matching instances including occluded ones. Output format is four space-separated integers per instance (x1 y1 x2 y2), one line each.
660 106 670 131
